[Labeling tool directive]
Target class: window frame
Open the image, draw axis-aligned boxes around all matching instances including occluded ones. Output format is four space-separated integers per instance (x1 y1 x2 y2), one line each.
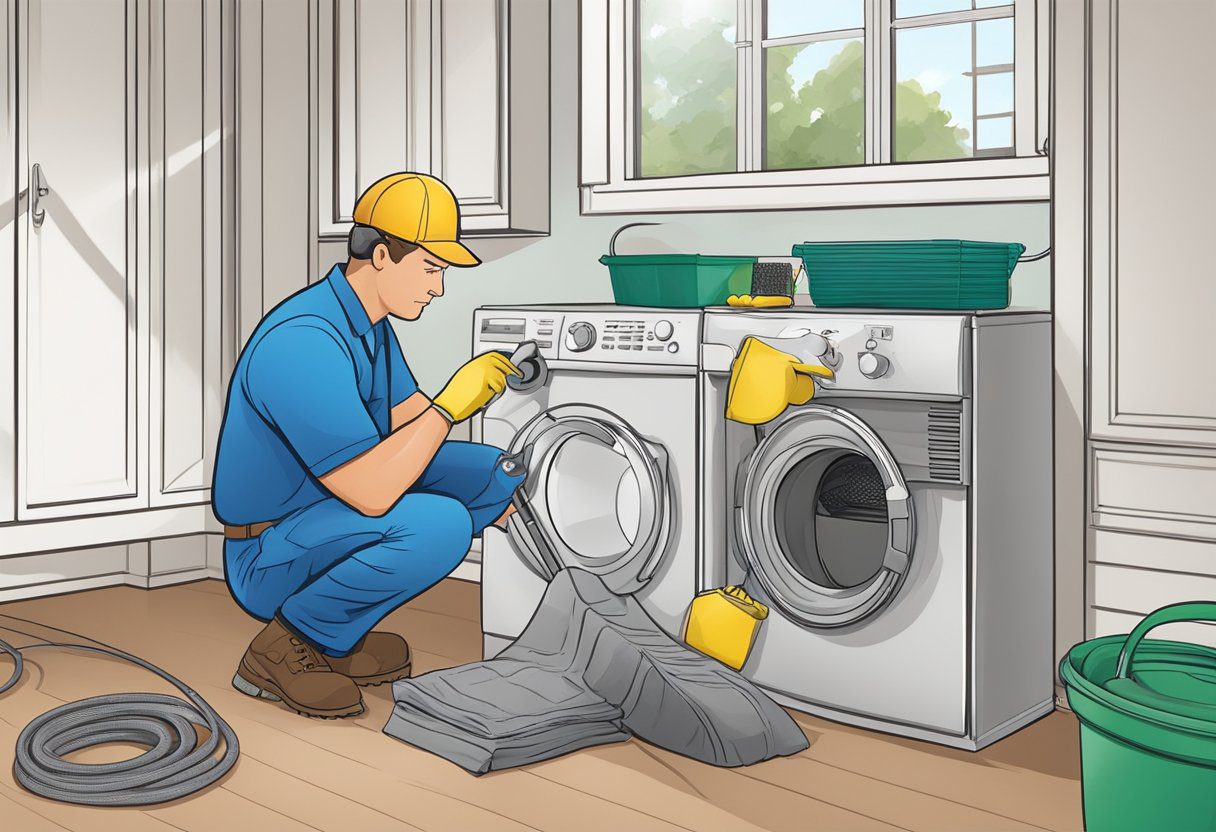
579 0 1050 214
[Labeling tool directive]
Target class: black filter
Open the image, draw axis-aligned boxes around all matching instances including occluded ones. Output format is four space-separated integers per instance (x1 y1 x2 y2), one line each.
816 457 888 521
750 262 794 297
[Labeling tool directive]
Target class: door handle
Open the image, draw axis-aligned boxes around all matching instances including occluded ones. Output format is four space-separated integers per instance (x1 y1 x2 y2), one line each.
31 163 49 228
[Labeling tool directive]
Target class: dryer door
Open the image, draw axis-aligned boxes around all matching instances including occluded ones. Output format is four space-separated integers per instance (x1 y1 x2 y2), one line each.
735 403 915 628
505 404 672 594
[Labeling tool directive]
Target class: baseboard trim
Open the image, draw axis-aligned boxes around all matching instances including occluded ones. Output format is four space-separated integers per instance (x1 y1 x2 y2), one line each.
451 559 482 583
0 534 225 603
0 536 476 603
0 505 214 559
0 573 128 604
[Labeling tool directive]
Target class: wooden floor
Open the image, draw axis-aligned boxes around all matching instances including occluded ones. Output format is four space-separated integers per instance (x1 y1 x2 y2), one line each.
0 579 1083 831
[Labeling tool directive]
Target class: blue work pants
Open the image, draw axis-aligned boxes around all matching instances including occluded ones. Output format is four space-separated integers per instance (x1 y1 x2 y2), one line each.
224 441 519 656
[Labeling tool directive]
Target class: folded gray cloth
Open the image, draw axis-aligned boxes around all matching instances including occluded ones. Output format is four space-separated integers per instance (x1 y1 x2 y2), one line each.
383 568 809 774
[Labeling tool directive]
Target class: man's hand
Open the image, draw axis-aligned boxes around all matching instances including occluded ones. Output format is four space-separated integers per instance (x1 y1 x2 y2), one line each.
432 352 522 423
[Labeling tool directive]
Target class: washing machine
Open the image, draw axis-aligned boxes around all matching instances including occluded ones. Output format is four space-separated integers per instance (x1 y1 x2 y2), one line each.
473 305 701 659
698 308 1054 750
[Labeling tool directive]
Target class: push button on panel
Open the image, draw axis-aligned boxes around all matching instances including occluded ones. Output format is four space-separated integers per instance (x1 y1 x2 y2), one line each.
858 352 890 379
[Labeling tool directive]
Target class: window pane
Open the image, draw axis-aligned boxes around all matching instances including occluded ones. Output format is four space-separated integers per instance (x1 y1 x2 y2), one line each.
894 17 1016 162
767 0 863 38
765 38 864 170
977 71 1013 114
976 116 1013 151
894 23 973 161
897 0 1012 15
896 0 970 18
638 0 737 177
976 17 1014 65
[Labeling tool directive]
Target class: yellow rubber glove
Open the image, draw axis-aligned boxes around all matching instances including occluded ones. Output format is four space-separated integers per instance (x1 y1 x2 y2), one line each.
432 352 522 423
750 295 793 308
726 294 754 307
725 336 835 425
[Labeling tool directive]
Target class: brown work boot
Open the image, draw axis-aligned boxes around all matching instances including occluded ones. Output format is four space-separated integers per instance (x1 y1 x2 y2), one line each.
326 631 412 686
232 616 364 718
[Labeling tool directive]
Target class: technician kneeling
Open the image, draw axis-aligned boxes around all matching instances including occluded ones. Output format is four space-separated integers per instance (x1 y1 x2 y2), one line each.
212 173 522 718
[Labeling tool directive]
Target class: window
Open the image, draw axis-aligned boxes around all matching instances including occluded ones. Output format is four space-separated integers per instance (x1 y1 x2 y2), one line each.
580 0 1049 213
892 2 1017 161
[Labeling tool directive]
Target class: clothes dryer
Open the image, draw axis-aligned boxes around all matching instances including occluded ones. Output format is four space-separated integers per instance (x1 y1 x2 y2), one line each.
699 308 1053 749
474 305 701 658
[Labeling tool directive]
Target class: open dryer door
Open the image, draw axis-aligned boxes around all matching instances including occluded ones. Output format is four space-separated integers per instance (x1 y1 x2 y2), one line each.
735 403 915 628
505 404 673 595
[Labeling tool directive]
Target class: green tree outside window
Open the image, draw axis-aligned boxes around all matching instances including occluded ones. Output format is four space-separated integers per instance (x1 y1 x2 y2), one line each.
639 16 971 177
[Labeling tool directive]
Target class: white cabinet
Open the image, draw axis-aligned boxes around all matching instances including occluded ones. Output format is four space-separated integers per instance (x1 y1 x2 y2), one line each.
2 0 231 535
1083 0 1216 642
432 0 549 235
17 0 141 519
0 0 15 525
150 0 230 506
319 0 549 238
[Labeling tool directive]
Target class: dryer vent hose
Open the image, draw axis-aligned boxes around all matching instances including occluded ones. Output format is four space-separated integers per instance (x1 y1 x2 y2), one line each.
0 615 239 806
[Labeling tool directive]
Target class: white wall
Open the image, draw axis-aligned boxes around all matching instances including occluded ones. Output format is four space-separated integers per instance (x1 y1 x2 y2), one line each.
318 0 1051 396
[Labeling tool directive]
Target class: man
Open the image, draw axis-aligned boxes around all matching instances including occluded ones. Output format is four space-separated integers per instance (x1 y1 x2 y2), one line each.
212 172 523 718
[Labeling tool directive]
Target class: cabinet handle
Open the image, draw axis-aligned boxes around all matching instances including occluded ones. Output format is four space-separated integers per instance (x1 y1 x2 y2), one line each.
31 163 49 228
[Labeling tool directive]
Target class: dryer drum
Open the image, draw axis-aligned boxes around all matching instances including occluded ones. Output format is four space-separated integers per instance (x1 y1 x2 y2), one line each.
815 457 889 522
504 404 673 595
775 451 890 591
736 404 914 629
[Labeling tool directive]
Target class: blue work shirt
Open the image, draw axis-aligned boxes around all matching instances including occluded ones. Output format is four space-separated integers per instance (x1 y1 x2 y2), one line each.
212 264 419 525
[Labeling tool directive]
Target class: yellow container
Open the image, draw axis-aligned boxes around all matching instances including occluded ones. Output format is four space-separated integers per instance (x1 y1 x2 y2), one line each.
682 586 769 671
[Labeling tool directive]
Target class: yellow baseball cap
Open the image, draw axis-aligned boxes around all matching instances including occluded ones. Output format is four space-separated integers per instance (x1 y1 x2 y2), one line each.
353 173 480 267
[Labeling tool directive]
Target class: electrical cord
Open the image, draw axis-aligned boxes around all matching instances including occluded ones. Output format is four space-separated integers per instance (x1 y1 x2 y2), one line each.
1018 247 1052 263
0 614 239 807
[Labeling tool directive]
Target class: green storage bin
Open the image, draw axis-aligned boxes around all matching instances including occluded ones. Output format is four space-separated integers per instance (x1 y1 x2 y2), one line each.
599 254 756 308
1060 602 1216 832
792 240 1024 309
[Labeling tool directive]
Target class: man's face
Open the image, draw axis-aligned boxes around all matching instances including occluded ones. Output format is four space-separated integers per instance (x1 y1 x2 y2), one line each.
374 245 449 320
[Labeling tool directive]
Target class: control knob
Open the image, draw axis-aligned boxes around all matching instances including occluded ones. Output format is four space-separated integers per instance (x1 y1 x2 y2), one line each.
858 352 891 379
652 319 674 341
566 321 596 352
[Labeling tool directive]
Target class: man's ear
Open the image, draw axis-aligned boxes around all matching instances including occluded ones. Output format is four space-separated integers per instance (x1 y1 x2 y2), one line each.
371 242 391 271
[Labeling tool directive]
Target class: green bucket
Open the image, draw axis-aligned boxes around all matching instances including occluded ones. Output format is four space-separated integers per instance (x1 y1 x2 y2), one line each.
599 254 756 308
1060 602 1216 831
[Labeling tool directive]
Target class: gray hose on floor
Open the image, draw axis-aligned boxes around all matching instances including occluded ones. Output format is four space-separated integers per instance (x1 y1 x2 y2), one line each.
0 616 239 806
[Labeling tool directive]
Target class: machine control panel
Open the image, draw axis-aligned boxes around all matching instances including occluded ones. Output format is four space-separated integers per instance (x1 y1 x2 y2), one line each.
702 310 972 397
565 321 597 352
474 308 699 367
857 351 891 379
858 322 893 378
476 313 564 360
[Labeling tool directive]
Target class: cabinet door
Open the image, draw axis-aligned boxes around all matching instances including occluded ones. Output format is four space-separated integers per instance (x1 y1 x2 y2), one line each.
149 0 227 505
1 0 14 523
318 0 414 236
17 0 143 518
432 0 549 235
432 0 505 219
1087 0 1216 634
1089 0 1216 451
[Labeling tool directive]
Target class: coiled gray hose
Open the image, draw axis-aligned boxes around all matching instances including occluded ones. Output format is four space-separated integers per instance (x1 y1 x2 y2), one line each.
0 616 239 806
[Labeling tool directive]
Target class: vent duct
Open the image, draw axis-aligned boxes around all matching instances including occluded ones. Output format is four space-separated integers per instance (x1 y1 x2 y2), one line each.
927 407 964 483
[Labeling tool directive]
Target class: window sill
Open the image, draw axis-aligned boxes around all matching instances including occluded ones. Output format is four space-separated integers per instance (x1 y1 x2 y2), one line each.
579 156 1049 215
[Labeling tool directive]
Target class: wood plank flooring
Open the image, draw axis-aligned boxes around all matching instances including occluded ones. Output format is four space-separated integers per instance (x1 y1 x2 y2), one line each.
0 579 1084 831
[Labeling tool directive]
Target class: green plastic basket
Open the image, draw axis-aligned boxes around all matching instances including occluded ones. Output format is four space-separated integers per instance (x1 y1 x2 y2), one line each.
599 254 756 308
792 240 1024 309
1060 602 1216 832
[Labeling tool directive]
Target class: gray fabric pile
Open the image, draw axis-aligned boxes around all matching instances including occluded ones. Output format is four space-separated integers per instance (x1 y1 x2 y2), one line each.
383 568 809 774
